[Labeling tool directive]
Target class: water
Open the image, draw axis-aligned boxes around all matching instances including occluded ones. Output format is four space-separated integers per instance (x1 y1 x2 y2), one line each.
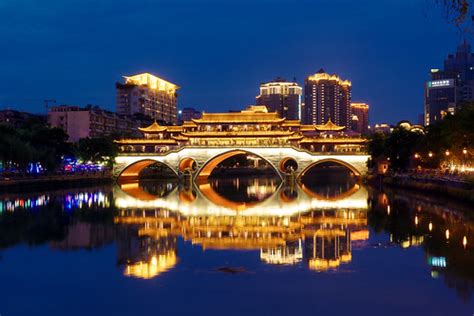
0 177 473 315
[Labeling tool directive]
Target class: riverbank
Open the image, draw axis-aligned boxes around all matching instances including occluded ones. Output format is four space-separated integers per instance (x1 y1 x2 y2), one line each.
369 174 474 204
0 172 113 191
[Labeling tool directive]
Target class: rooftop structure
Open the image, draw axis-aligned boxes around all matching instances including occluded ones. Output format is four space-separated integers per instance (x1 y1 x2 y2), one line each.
115 105 366 155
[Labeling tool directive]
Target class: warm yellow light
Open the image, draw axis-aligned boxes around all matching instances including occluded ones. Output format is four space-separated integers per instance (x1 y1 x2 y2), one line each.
429 222 433 232
463 236 467 248
387 205 391 215
415 216 418 226
414 153 420 159
428 152 433 158
445 229 450 240
445 150 450 156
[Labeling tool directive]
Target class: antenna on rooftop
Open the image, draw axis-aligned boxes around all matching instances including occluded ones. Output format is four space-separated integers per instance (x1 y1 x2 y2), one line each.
44 99 56 112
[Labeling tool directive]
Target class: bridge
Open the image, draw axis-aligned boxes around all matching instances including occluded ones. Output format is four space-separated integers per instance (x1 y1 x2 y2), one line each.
113 105 370 182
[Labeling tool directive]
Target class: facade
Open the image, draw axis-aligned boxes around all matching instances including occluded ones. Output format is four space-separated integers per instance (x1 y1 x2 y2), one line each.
116 73 179 125
48 105 137 142
350 103 369 134
256 78 302 120
424 41 474 125
303 69 352 129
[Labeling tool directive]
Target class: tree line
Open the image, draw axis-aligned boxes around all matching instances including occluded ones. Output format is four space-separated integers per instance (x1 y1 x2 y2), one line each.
0 119 119 174
368 103 473 171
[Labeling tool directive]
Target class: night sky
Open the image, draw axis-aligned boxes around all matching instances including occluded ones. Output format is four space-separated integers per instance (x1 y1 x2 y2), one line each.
0 0 463 124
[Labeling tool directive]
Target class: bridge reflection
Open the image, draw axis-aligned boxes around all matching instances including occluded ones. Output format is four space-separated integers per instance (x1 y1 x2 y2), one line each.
114 178 369 278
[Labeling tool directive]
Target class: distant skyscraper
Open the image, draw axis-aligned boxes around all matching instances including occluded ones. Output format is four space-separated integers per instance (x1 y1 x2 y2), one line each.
424 41 474 125
350 103 369 134
116 73 179 125
179 107 202 123
256 78 302 120
303 69 352 128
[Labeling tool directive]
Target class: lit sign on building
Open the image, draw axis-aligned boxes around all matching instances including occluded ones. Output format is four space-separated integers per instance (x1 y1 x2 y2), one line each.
427 80 454 88
428 256 447 268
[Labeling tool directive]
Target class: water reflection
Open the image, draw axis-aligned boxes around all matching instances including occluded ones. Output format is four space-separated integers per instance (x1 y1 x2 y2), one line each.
0 178 473 304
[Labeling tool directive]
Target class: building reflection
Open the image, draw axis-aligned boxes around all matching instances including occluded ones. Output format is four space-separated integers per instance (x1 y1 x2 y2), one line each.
114 178 370 278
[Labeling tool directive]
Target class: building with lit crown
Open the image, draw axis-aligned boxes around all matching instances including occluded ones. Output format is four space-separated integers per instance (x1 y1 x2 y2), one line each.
424 41 474 125
256 78 302 120
303 69 352 129
350 102 369 134
116 73 179 125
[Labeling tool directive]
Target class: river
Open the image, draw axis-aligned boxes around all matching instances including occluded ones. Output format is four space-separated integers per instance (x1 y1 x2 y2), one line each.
0 176 472 315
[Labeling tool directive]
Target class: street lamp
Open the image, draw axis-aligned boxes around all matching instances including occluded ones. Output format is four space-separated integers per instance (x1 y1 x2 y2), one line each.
445 150 450 156
428 152 433 158
463 148 468 155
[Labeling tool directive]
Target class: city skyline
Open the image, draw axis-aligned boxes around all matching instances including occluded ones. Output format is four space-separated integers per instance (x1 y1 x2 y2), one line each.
0 0 464 124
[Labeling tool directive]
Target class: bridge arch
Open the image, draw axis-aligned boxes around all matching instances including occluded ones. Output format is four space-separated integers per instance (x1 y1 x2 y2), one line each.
179 158 198 173
196 149 282 181
298 158 361 180
117 159 178 184
279 157 298 173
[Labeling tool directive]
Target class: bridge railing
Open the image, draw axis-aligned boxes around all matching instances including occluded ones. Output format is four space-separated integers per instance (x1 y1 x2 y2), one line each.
116 144 368 157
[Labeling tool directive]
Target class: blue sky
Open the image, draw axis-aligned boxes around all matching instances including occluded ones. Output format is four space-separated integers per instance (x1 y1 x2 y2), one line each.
0 0 463 123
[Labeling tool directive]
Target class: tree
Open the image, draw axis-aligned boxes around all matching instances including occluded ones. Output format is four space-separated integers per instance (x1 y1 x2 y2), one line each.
75 137 118 166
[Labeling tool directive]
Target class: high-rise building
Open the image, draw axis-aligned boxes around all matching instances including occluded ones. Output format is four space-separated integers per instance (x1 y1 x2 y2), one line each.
424 41 474 125
179 107 202 123
256 78 302 120
350 103 369 134
303 69 352 128
116 73 179 125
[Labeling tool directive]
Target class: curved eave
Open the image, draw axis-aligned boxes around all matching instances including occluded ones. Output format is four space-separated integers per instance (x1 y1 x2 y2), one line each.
138 122 168 133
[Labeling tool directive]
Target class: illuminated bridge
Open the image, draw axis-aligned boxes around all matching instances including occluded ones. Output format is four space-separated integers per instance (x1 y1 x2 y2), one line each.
113 106 370 182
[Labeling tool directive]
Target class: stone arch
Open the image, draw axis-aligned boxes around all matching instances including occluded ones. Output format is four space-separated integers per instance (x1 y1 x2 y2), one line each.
298 158 361 179
117 159 178 184
179 158 198 173
196 149 282 181
279 157 298 173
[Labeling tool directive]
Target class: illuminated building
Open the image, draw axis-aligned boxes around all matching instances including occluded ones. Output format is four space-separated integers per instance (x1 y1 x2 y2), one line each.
114 106 369 181
48 105 136 142
424 41 474 125
116 73 179 125
256 78 302 120
117 106 366 153
303 69 352 129
114 105 369 182
372 123 391 134
350 103 369 134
